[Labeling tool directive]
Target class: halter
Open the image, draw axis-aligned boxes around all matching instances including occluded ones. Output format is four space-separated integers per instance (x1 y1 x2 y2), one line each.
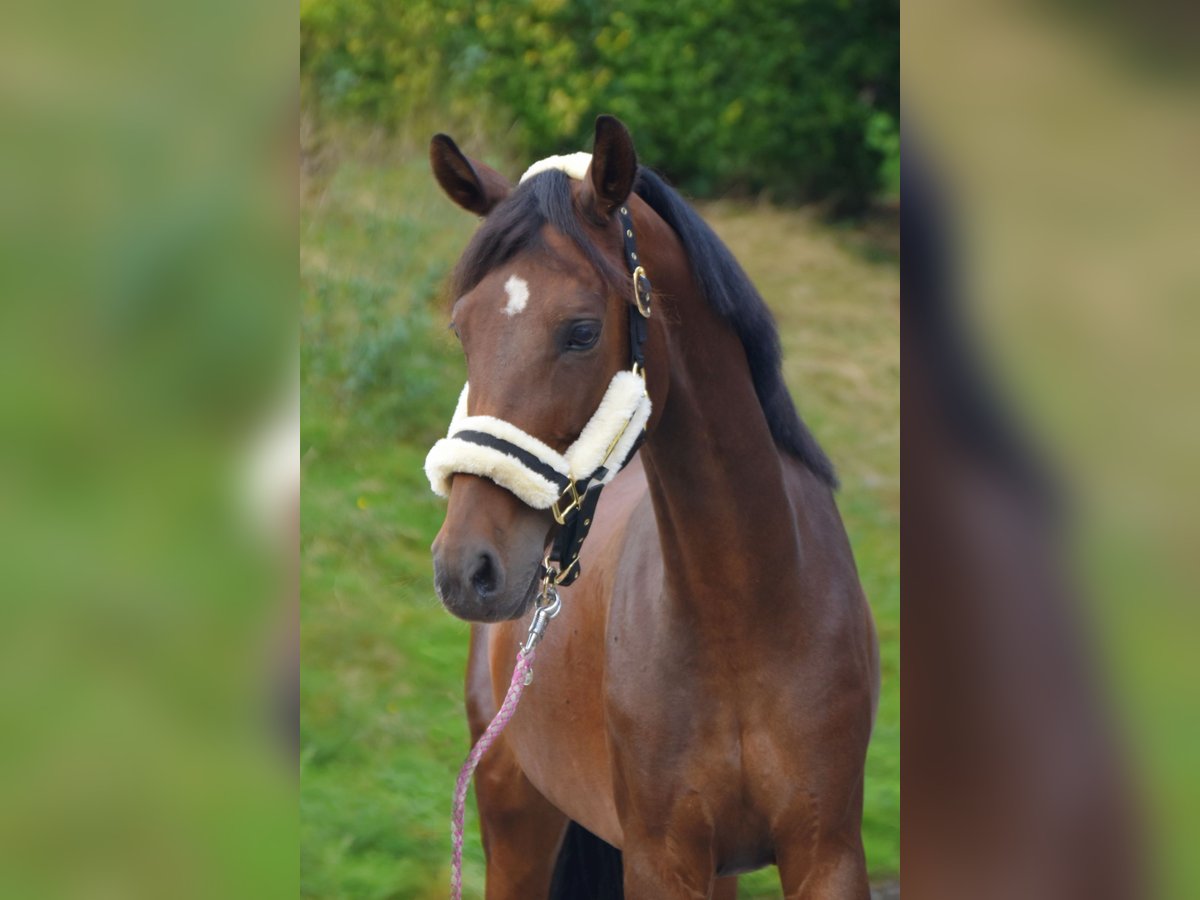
424 160 653 607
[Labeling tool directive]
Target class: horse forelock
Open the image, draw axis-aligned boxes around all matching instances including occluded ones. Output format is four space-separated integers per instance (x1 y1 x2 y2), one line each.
449 170 625 302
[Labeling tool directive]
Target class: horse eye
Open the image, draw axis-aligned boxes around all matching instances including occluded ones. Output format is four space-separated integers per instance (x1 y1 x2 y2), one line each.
565 321 601 351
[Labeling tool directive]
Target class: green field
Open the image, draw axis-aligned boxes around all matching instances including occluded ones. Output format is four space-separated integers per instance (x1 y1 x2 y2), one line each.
300 141 898 898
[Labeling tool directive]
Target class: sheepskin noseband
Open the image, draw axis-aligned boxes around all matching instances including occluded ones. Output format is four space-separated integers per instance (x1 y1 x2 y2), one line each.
424 369 651 509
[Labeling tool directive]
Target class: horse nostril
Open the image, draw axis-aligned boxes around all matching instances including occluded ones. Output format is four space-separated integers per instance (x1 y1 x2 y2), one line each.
469 551 500 599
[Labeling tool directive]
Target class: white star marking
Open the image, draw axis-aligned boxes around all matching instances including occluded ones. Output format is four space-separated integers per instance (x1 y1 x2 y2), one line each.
503 275 529 317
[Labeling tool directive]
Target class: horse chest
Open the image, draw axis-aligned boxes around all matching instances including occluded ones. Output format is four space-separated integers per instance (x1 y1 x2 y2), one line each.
604 640 802 829
604 682 784 872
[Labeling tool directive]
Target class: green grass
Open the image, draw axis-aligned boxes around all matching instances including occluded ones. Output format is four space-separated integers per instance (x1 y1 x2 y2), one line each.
301 142 898 898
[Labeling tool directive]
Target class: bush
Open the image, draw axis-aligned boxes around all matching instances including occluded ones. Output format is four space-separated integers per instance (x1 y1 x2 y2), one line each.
301 0 899 209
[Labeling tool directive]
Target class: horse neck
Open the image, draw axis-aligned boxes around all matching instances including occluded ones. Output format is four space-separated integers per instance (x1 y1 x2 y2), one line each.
636 226 825 621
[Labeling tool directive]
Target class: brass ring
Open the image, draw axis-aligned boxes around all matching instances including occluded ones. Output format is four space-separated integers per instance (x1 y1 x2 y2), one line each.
631 266 651 318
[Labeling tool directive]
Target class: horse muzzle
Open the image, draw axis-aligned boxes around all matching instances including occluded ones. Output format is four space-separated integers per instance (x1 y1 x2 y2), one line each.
430 475 548 623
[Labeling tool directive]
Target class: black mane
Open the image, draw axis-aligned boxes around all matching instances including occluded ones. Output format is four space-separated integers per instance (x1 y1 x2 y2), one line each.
450 167 837 488
633 168 837 487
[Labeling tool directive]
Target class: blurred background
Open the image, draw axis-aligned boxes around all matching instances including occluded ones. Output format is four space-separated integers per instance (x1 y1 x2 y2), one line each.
904 0 1200 897
299 1 899 898
0 0 296 898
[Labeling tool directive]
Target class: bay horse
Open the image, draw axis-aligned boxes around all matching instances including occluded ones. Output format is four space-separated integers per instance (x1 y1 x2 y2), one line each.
426 115 879 899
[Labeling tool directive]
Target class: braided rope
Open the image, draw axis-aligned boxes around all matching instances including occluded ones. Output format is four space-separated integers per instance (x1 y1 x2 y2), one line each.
450 647 537 900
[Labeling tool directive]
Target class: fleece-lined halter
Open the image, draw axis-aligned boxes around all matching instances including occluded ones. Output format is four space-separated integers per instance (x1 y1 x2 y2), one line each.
425 154 653 588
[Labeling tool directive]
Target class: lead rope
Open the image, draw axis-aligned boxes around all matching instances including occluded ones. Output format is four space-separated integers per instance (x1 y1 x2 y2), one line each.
450 647 536 900
449 578 561 899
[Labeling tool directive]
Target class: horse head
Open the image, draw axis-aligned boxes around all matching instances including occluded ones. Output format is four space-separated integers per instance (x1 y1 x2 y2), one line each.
427 116 657 623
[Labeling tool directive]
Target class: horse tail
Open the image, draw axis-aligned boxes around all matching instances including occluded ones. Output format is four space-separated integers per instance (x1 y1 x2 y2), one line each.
548 820 624 899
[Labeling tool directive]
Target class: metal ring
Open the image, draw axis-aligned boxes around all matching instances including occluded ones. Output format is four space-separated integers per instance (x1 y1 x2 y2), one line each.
631 266 651 318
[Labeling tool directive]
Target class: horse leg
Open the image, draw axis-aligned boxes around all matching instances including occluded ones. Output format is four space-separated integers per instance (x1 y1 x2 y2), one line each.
620 834 715 900
473 737 567 900
775 836 870 900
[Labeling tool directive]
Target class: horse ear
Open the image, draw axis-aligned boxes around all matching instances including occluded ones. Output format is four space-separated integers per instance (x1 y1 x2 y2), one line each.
582 115 638 221
430 134 511 216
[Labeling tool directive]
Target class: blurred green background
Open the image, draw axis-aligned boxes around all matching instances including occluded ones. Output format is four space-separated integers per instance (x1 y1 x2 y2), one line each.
301 0 899 210
300 2 898 897
0 1 297 898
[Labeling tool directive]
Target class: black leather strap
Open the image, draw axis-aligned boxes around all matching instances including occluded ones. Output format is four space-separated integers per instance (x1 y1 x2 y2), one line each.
617 204 651 369
543 205 653 588
548 481 603 586
450 430 569 492
616 204 641 274
547 431 645 587
629 303 647 370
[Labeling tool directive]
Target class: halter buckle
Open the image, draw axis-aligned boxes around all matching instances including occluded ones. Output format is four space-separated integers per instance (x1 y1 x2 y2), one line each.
550 480 581 525
631 266 652 318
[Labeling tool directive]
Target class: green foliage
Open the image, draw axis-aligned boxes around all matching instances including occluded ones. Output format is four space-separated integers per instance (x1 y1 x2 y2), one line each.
865 109 900 196
300 151 473 447
301 0 899 208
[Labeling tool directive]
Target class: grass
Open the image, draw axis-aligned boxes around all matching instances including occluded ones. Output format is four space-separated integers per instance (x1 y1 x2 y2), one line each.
301 141 899 898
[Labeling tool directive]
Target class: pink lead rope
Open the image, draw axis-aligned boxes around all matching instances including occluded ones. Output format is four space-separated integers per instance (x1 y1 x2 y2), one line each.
450 646 538 900
449 564 562 898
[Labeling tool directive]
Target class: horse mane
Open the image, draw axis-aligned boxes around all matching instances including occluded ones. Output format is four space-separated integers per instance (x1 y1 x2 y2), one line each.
634 167 837 487
449 166 838 488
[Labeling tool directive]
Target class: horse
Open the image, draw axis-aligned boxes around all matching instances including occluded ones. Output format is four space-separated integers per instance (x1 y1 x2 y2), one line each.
426 115 880 899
